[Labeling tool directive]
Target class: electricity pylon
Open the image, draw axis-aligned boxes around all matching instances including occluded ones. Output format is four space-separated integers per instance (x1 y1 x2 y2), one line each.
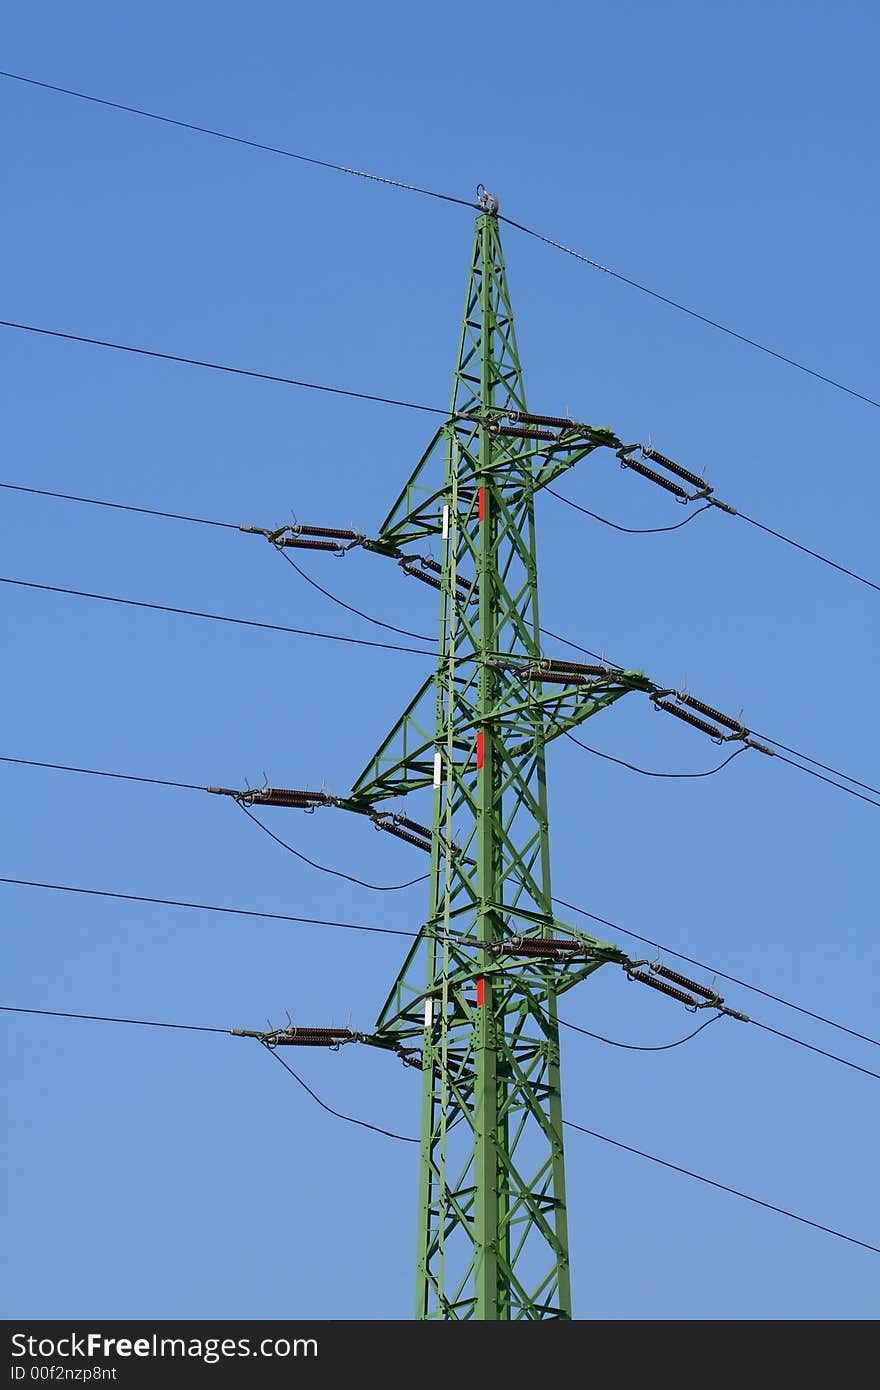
229 192 750 1317
348 194 650 1319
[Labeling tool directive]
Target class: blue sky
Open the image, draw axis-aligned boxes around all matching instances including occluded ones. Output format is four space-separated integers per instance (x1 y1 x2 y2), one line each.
2 0 878 1320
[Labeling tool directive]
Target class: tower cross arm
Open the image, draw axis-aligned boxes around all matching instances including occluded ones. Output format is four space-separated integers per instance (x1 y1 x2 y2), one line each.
489 664 653 749
530 424 629 494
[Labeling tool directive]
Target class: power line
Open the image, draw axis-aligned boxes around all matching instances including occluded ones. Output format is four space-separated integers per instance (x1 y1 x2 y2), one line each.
0 479 660 648
735 509 880 595
5 867 879 1067
237 802 430 893
753 734 880 800
42 562 879 821
4 561 879 815
6 872 878 1056
548 487 714 535
5 733 880 916
563 1119 880 1256
767 749 880 811
554 894 880 1052
278 550 433 643
1 658 873 1045
264 1046 419 1143
0 874 417 940
0 481 625 680
0 479 618 662
14 470 878 619
558 1010 723 1052
748 1019 880 1085
0 1003 228 1034
0 69 474 213
0 752 202 793
6 394 879 609
5 73 873 1312
497 212 880 412
6 811 867 1050
0 752 431 893
8 476 705 549
552 482 880 599
539 627 609 664
10 486 873 795
564 720 880 812
5 992 876 1253
0 319 446 416
541 624 879 813
0 575 433 657
3 69 876 412
4 856 875 1085
563 730 748 780
0 482 433 640
0 480 238 529
559 990 880 1086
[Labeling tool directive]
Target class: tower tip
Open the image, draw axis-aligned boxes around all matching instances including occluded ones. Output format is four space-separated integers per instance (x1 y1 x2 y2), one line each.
476 184 499 215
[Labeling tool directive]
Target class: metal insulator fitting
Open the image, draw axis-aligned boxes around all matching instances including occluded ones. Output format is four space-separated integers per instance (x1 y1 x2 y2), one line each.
295 524 361 541
420 556 475 598
654 700 725 741
264 1026 358 1047
747 739 775 757
506 411 575 429
277 536 346 553
677 693 747 735
249 787 333 809
522 668 588 685
400 557 476 602
400 562 443 592
490 423 557 441
649 962 722 1004
621 458 690 500
544 659 610 677
374 818 432 853
640 447 705 491
394 814 433 840
518 659 605 685
629 970 699 1008
497 938 580 958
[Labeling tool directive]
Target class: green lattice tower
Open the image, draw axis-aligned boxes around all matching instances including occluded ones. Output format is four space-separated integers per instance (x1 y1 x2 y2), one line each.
348 202 647 1319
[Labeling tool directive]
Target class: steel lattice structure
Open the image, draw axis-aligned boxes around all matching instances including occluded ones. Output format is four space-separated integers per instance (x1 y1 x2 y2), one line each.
342 200 650 1319
227 195 751 1316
